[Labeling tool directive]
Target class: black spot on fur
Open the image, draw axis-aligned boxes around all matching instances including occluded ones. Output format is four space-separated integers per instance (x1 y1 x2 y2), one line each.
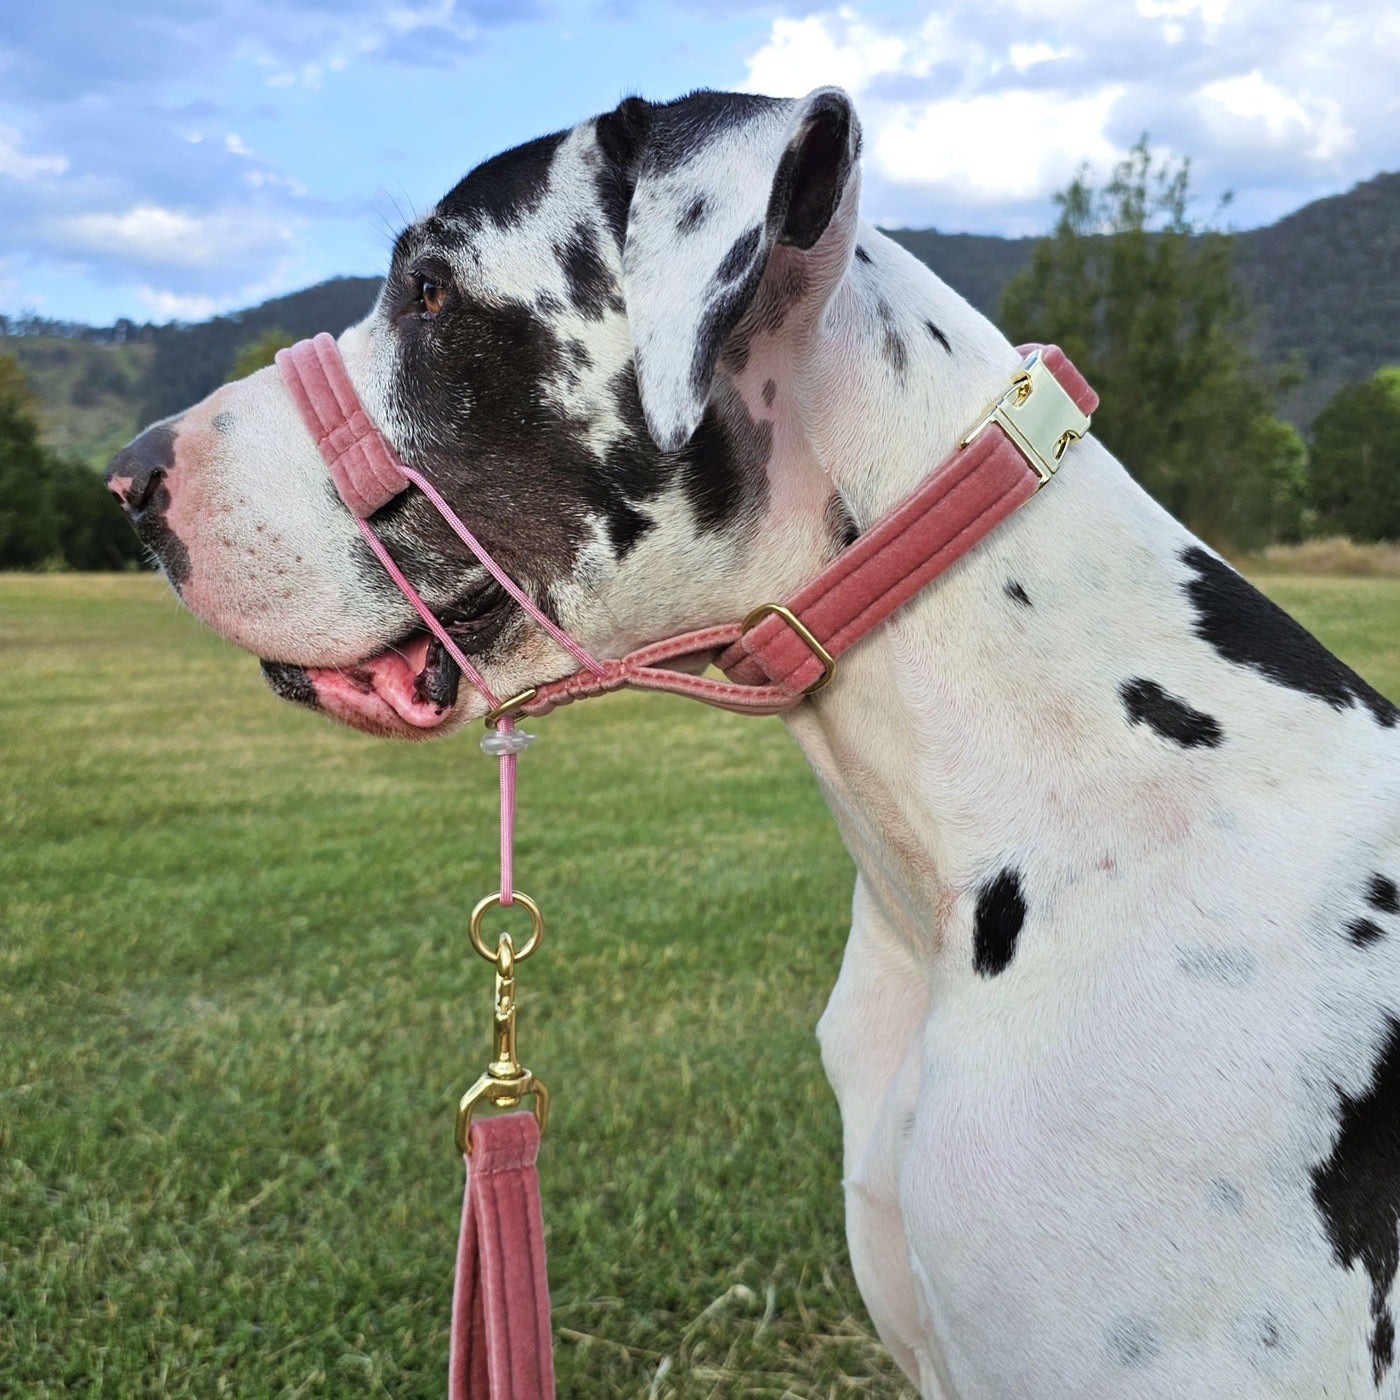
438 130 567 231
762 378 777 408
1107 1316 1161 1368
882 329 908 375
593 96 651 250
678 195 708 234
678 377 772 534
1120 677 1224 749
825 493 859 550
1181 547 1399 727
973 868 1026 978
1312 1016 1400 1387
260 661 318 709
1006 580 1031 607
689 235 768 397
1370 876 1400 915
1348 918 1386 947
925 319 952 354
642 90 783 177
854 244 873 264
716 225 762 284
554 220 621 320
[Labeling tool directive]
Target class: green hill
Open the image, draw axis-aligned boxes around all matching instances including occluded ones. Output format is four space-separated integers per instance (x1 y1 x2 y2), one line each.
5 170 1397 465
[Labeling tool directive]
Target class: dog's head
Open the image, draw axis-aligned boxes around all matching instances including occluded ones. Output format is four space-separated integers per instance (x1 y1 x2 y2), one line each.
106 88 866 737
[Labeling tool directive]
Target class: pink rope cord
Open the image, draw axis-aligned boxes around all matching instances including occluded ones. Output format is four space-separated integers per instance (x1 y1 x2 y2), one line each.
390 461 605 679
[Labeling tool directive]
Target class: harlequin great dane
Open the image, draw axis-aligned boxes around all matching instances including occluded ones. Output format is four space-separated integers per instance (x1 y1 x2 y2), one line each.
106 87 1400 1397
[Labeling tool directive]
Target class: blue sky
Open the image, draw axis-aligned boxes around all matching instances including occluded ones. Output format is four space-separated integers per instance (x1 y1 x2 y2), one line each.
2 0 1396 325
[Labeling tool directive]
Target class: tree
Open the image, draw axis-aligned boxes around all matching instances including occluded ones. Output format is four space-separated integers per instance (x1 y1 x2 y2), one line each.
999 139 1300 549
0 352 143 569
228 327 296 382
1309 367 1400 541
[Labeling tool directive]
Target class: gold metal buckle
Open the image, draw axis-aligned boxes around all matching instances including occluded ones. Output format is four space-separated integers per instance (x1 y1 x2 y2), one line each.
960 347 1092 487
457 897 550 1154
740 603 836 694
483 687 538 727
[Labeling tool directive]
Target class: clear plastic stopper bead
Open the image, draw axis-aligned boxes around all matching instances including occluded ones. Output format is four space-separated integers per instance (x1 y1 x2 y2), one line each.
480 727 537 757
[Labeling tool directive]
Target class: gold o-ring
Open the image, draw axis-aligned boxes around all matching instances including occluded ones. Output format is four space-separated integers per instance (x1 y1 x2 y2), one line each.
468 891 544 964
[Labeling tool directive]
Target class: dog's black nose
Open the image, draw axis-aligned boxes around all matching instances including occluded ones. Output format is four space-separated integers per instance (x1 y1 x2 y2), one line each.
105 425 176 517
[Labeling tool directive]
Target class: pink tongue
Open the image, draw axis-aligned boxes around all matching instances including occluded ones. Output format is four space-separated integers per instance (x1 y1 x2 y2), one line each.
306 635 452 732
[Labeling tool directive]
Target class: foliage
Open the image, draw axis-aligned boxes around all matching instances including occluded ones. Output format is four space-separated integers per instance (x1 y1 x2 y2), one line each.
228 326 297 382
1309 366 1400 541
0 353 143 570
998 140 1303 549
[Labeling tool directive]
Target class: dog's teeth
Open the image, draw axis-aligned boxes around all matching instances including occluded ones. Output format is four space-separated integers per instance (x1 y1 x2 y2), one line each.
414 636 461 710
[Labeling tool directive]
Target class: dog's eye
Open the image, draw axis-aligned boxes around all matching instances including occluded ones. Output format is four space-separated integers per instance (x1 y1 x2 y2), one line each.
420 279 446 319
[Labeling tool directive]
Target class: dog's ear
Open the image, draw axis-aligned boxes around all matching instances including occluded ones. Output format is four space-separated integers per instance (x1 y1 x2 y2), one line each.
598 87 860 452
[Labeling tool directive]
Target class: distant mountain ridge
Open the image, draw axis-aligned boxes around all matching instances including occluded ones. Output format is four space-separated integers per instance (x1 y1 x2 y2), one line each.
4 171 1397 465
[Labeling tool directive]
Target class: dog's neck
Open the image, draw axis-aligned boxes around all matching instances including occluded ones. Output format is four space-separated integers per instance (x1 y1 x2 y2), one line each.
752 225 1205 959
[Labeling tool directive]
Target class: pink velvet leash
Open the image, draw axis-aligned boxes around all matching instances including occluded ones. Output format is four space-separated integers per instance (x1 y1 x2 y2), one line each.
451 1114 555 1400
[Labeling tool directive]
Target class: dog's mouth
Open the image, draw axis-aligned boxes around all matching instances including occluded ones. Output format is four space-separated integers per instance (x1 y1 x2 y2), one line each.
259 584 512 739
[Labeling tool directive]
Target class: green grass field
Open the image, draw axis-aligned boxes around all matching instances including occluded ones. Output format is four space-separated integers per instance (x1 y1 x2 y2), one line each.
5 572 1400 1397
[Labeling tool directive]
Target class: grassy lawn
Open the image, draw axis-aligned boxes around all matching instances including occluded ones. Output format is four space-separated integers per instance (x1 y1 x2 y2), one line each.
5 571 1400 1397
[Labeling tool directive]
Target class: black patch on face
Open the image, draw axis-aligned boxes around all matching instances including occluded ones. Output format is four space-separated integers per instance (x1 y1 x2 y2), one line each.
554 220 622 321
973 868 1026 978
1181 547 1399 727
1348 918 1385 947
1120 677 1224 749
1370 876 1400 915
382 287 623 584
678 195 708 235
762 378 777 408
925 319 952 354
260 660 318 709
678 376 772 534
854 244 873 264
437 129 568 231
1311 1016 1400 1387
1006 580 1031 607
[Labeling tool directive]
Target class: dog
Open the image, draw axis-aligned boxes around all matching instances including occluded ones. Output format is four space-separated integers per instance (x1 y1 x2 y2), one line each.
106 87 1400 1398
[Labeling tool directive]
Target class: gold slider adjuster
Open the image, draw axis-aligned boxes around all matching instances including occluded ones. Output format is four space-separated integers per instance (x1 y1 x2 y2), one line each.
483 686 538 726
741 603 836 694
959 347 1092 488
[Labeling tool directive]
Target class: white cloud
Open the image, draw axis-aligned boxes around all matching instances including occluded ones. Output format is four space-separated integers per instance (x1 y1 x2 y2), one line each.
744 11 910 97
740 1 1397 232
878 88 1125 203
137 286 223 320
224 132 254 157
1200 71 1353 161
0 128 69 181
48 203 296 271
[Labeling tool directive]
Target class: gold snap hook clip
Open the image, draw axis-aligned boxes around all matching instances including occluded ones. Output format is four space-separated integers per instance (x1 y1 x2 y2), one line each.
457 894 549 1154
